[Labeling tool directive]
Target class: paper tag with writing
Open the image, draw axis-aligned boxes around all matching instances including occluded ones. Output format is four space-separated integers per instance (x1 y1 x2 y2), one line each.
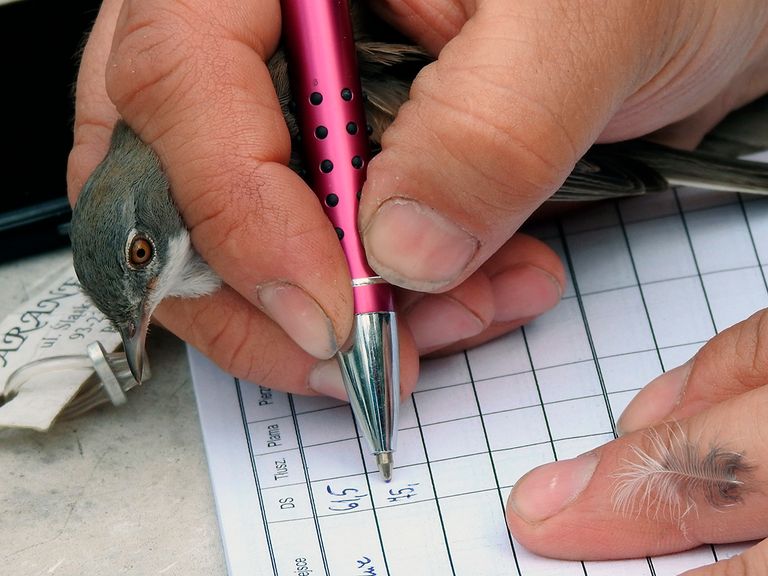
0 263 122 430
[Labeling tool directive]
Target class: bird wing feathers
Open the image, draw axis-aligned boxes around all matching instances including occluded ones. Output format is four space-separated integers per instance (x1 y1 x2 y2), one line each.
267 3 768 201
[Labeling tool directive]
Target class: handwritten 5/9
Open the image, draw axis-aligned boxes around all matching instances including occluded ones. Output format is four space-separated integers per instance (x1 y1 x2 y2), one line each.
325 483 421 511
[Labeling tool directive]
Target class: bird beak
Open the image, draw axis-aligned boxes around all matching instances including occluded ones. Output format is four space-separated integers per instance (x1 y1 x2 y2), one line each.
119 309 150 383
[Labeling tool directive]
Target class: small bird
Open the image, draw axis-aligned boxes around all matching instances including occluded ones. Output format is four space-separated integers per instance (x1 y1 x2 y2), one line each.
70 122 221 381
70 6 768 383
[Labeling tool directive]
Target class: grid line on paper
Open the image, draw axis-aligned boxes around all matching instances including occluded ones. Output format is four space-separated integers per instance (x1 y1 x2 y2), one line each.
568 264 765 299
551 226 604 576
492 341 705 373
525 192 761 240
462 352 522 576
557 221 618 436
615 202 665 375
674 191 719 338
234 378 278 576
297 390 627 449
287 395 332 576
242 338 713 425
409 395 457 575
349 406 392 576
246 402 344 424
737 195 768 293
520 328 557 461
249 427 615 489
242 428 618 490
465 342 708 384
674 191 738 566
262 481 541 524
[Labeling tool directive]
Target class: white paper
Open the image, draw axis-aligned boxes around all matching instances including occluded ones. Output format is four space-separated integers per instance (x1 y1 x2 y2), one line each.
189 182 768 575
0 263 122 430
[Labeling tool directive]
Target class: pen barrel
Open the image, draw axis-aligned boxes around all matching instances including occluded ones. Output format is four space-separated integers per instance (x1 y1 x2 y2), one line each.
282 0 393 315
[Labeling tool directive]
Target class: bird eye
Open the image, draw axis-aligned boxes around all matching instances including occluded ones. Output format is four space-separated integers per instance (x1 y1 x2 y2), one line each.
129 236 154 267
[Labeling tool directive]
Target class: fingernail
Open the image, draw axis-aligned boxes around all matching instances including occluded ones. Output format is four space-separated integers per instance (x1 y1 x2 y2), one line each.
308 359 348 400
616 361 692 436
491 264 562 322
509 452 599 523
257 282 338 359
363 198 479 291
405 295 486 352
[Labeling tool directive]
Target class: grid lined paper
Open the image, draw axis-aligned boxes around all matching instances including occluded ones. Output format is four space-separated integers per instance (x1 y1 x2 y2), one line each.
189 184 768 576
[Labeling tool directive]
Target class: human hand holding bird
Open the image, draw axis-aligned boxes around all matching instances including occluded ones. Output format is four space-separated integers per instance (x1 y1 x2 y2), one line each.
67 0 768 570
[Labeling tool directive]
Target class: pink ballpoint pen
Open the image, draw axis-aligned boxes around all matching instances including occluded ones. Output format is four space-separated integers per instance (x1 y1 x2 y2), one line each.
281 0 399 481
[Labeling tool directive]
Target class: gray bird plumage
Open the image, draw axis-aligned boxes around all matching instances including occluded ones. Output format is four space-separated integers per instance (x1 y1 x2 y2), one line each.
71 122 220 380
70 4 768 382
72 122 178 324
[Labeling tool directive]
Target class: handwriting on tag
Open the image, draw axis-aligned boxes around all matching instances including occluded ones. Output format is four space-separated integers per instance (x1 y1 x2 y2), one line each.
0 263 122 430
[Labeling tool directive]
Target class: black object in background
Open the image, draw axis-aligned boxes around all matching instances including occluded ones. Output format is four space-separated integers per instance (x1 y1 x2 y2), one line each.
0 0 102 262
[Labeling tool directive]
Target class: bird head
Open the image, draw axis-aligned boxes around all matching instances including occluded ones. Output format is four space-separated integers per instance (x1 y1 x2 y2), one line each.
70 121 220 383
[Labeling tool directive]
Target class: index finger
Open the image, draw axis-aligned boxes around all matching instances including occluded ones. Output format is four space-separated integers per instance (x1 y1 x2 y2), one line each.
617 309 768 435
70 0 356 358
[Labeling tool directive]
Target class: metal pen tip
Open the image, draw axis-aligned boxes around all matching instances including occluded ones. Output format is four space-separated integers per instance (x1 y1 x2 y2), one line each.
376 452 393 482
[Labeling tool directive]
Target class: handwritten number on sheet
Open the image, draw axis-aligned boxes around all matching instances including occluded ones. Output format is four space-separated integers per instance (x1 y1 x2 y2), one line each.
356 556 377 575
325 482 421 512
387 483 420 503
326 485 368 511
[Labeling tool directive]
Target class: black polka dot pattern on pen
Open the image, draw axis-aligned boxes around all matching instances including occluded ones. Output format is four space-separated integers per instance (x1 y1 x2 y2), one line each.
299 85 369 187
335 227 345 240
325 193 339 207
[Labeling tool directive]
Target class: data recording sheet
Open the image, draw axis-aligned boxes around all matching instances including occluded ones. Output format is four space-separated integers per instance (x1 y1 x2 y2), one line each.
190 179 768 575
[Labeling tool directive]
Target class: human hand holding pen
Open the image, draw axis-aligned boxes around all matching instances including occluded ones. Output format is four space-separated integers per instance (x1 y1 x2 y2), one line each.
68 0 768 568
67 0 566 401
369 3 768 571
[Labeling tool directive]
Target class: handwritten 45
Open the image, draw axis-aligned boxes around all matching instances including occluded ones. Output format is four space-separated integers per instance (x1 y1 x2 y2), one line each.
387 482 420 503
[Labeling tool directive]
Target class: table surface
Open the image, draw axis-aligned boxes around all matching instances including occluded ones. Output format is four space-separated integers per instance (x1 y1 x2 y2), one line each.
0 248 227 576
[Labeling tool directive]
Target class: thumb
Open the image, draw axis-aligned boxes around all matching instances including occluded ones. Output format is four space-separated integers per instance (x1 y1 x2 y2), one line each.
505 310 768 563
506 385 768 562
359 0 679 292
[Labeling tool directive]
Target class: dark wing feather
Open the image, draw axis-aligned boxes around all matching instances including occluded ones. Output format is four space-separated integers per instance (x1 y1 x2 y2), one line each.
609 139 768 195
269 4 768 200
698 94 768 158
553 148 668 201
